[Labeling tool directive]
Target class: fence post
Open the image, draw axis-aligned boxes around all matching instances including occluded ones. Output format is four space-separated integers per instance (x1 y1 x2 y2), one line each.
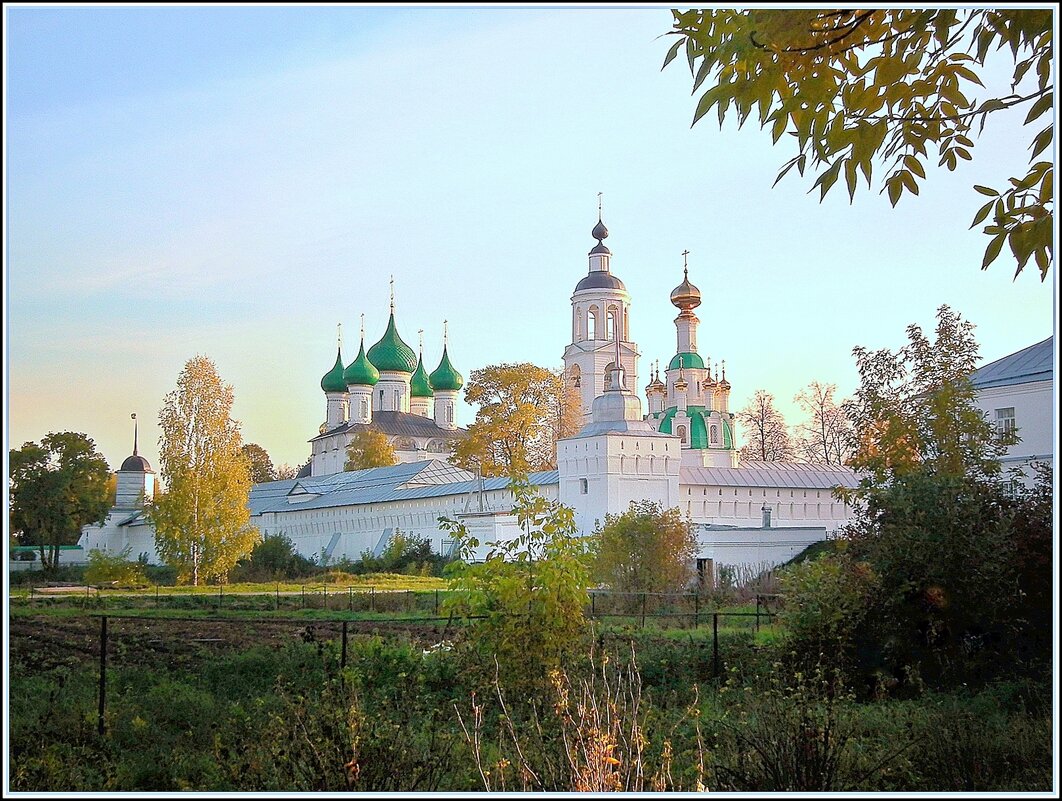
323 584 327 609
218 583 223 610
755 595 761 633
301 584 306 609
591 591 596 619
276 582 280 611
97 616 108 736
408 590 412 613
694 592 700 627
641 592 647 629
435 588 439 616
370 586 375 613
713 613 720 679
156 584 160 608
341 620 348 670
348 586 353 613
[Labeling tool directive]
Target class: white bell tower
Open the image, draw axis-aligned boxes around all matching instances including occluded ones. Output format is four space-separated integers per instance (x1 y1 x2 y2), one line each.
562 198 640 426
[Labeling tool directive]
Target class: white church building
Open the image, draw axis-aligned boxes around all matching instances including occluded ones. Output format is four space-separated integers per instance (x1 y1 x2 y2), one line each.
79 213 869 577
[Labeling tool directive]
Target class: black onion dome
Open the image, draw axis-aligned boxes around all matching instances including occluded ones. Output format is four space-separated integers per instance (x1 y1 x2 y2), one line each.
575 271 626 292
592 219 609 241
120 454 152 472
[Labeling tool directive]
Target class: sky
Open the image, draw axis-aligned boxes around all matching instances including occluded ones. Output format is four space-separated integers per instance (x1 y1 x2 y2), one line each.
4 5 1057 474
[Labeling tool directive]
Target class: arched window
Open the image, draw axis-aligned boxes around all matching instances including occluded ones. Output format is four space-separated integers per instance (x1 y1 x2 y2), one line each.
588 306 599 339
447 405 454 423
676 424 687 444
603 361 615 390
606 307 617 340
710 425 719 444
360 398 368 418
569 364 581 388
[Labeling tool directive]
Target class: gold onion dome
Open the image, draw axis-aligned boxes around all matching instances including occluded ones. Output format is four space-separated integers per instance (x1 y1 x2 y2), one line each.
670 268 701 310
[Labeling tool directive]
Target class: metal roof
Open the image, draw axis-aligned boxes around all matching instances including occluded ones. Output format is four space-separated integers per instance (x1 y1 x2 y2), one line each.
681 461 860 490
971 336 1053 390
312 411 468 442
249 459 559 516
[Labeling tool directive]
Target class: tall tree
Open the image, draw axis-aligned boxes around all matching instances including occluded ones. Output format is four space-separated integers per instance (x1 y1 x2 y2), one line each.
665 9 1053 280
344 429 398 471
591 501 698 594
452 363 574 477
845 304 1007 492
793 381 855 465
240 443 276 484
737 390 794 461
149 356 259 585
9 432 111 570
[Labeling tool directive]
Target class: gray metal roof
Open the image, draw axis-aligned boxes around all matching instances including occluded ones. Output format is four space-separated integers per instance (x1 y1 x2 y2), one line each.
971 337 1053 390
681 461 860 490
249 459 559 516
312 411 467 443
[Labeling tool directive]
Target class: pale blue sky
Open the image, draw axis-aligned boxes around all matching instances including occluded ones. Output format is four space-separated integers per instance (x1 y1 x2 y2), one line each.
5 6 1056 472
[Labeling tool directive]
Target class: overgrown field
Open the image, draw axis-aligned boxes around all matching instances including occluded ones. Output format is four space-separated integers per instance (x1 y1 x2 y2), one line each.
8 611 1053 792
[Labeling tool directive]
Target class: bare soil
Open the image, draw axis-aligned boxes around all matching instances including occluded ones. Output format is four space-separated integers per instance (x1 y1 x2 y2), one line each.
8 613 456 674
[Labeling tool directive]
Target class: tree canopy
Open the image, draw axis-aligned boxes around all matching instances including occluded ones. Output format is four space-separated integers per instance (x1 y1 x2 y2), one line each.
665 9 1053 280
591 501 698 594
844 304 1006 494
793 381 855 465
9 432 111 570
150 356 259 584
344 429 398 471
240 443 276 484
737 389 793 461
452 363 582 477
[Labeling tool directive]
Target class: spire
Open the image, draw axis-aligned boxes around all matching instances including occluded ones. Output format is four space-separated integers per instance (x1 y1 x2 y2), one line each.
337 322 342 349
443 319 449 347
360 313 365 341
389 275 395 313
131 413 138 456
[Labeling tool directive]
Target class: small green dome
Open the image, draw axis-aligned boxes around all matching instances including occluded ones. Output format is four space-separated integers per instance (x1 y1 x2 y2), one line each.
429 346 464 391
321 347 347 393
669 352 705 371
344 340 380 386
410 354 434 398
367 312 418 373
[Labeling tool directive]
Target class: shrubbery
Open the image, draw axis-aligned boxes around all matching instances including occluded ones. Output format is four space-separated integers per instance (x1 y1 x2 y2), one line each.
84 547 149 589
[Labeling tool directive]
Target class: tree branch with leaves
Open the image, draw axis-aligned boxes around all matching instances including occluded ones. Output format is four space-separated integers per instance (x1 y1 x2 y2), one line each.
665 9 1053 279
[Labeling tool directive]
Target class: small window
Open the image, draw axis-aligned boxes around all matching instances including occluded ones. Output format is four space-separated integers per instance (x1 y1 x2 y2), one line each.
995 407 1016 440
580 478 588 495
710 425 719 444
676 424 687 443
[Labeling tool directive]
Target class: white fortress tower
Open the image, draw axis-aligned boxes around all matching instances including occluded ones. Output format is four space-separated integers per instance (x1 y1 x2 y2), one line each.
558 339 680 535
562 208 640 426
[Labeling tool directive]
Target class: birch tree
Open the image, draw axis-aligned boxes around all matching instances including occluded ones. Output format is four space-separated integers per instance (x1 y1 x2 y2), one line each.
150 356 258 584
794 381 855 465
737 389 794 462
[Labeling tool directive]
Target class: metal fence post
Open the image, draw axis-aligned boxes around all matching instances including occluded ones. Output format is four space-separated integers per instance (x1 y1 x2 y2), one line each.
641 592 647 629
348 586 353 612
156 584 160 607
713 613 720 679
694 592 700 628
435 588 439 616
370 586 375 613
755 595 761 633
591 591 596 619
97 616 108 736
323 584 327 609
276 582 280 611
218 583 223 610
341 621 348 670
301 584 306 609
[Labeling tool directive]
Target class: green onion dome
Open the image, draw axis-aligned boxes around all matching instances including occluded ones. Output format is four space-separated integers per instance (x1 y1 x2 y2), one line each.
367 312 418 373
429 346 464 391
410 354 434 397
321 347 347 393
669 352 705 371
344 339 380 386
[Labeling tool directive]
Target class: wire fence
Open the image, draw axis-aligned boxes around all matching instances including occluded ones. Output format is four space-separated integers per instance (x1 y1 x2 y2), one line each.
19 584 781 629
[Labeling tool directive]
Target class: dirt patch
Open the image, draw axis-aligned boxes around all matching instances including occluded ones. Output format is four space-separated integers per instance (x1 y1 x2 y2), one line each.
8 614 458 674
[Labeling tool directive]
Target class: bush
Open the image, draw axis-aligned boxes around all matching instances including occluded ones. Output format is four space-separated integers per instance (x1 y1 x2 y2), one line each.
230 533 316 582
84 547 149 589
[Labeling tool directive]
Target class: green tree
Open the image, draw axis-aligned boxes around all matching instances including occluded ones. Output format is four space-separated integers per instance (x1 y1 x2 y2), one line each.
665 9 1053 279
8 432 111 571
453 363 580 477
440 477 591 690
843 304 1007 495
240 443 276 483
737 389 794 461
591 501 698 593
84 545 149 589
149 355 259 585
344 429 398 471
